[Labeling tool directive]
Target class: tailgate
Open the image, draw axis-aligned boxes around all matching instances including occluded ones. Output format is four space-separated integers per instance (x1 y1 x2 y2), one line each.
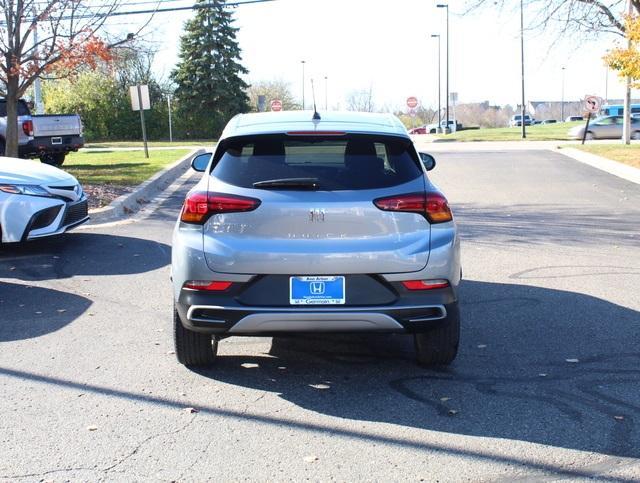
32 115 82 137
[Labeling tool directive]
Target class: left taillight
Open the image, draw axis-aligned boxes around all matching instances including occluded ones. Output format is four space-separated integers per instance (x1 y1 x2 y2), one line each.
183 281 233 291
22 120 33 136
180 191 261 224
373 192 453 224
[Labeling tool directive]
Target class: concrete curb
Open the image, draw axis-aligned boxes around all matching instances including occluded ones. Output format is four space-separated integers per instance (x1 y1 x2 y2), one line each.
88 148 204 224
556 147 640 185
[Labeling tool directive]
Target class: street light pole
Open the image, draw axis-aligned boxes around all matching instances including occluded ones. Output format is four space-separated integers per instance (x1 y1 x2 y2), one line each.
301 60 306 110
561 66 565 122
431 34 442 133
437 4 449 133
324 76 328 110
520 0 526 139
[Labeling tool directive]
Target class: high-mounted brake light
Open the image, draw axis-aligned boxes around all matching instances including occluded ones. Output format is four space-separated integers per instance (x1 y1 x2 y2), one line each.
22 120 33 136
180 191 260 224
184 281 233 291
373 192 452 224
402 280 450 291
286 131 346 136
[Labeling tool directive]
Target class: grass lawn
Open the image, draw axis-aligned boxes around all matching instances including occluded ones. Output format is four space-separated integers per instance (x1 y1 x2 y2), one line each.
571 144 640 169
84 140 216 148
435 122 583 142
64 149 192 185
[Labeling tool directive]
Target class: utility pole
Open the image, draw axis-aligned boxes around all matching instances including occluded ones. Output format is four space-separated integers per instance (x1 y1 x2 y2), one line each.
431 34 442 133
167 95 173 143
324 76 328 110
32 6 44 114
520 0 526 139
301 60 306 110
622 0 633 145
561 66 565 122
437 4 449 133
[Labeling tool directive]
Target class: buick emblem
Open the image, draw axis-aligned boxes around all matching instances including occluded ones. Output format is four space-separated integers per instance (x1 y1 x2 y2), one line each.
309 209 325 222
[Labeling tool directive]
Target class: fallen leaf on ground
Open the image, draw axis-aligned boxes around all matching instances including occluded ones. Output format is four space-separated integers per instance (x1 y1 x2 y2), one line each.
241 363 259 369
538 373 548 377
565 359 579 363
303 455 318 463
57 309 66 313
87 426 98 431
477 344 487 349
184 407 198 414
309 384 331 390
440 397 451 402
448 409 458 416
614 415 625 421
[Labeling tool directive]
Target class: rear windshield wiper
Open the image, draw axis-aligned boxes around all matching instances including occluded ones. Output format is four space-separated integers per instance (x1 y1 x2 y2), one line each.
252 178 320 190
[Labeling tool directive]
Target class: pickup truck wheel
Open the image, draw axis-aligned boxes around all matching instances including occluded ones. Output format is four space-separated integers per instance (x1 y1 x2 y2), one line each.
40 153 65 167
414 303 460 366
174 306 218 366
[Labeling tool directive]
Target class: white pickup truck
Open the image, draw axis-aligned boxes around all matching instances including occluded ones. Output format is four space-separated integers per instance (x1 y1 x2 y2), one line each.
0 99 84 166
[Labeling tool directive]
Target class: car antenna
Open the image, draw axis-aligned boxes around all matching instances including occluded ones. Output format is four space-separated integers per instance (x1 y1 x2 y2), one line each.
311 79 321 120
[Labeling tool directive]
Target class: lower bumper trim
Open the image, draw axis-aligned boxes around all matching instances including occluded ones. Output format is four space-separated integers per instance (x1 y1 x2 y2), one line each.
228 312 404 333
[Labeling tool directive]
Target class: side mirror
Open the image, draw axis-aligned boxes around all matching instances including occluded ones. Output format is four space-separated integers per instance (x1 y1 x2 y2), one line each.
191 152 212 172
419 152 436 171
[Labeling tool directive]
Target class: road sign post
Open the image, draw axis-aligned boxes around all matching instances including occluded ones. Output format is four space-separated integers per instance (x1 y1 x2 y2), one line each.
130 85 151 158
581 95 602 145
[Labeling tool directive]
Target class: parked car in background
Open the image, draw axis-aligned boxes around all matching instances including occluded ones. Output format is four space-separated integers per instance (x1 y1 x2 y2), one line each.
0 98 84 166
509 115 534 127
172 111 461 367
408 125 427 135
0 156 89 243
541 119 557 125
565 116 584 122
426 120 462 133
568 115 640 140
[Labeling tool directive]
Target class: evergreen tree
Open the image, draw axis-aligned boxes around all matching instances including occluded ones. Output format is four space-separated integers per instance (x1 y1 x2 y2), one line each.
171 0 250 138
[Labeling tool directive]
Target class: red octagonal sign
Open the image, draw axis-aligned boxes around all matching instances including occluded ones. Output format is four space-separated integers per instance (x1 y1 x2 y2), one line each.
406 96 419 109
271 99 283 112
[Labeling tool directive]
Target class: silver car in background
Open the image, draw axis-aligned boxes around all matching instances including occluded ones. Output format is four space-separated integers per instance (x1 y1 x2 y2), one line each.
172 111 461 367
569 115 640 140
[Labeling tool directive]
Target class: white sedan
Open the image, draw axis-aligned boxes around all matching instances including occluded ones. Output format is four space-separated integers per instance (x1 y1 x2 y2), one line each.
0 156 88 243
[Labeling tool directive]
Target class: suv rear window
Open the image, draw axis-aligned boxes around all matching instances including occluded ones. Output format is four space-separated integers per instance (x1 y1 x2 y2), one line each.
211 134 422 191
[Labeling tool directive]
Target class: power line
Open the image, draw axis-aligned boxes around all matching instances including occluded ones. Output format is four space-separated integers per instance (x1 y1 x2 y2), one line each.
4 0 276 25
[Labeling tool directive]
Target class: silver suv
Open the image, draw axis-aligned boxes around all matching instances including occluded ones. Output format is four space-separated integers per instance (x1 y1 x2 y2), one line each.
172 111 461 366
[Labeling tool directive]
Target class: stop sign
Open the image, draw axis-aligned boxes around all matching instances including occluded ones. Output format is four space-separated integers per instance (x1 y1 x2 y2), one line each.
271 99 283 112
406 96 419 109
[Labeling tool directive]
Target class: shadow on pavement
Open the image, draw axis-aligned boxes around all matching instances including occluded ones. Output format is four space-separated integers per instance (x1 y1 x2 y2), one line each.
0 282 91 341
192 279 640 460
0 233 171 281
453 203 640 247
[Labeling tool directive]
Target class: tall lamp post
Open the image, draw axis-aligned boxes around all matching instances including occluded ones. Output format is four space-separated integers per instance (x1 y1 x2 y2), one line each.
561 66 566 122
436 4 449 133
431 34 442 133
324 76 328 110
301 60 306 110
520 0 526 139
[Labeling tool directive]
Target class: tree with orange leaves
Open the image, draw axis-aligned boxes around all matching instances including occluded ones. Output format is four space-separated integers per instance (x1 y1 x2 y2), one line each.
0 0 124 157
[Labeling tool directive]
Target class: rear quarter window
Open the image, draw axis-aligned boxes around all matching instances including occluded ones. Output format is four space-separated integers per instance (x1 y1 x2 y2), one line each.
211 134 423 191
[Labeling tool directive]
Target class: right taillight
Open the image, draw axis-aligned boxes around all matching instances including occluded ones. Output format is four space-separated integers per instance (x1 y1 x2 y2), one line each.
180 191 261 224
373 192 452 224
22 120 33 136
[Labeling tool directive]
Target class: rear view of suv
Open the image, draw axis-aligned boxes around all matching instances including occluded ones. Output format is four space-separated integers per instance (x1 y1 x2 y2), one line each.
172 111 461 367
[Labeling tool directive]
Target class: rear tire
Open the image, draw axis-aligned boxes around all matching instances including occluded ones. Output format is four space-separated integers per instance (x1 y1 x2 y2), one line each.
174 306 218 366
40 153 65 167
584 132 594 141
414 303 460 366
0 139 5 156
632 131 640 141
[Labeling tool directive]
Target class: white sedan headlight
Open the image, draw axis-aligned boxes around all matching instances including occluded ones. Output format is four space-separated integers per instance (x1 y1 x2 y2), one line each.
0 184 53 197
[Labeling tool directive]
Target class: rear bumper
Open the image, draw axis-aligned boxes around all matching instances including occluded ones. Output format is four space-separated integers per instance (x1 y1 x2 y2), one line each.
21 136 84 157
176 284 458 335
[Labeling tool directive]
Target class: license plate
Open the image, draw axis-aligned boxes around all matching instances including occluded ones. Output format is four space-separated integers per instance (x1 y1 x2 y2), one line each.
289 276 345 305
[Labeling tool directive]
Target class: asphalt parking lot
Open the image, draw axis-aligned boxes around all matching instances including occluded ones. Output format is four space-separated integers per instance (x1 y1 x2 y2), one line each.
1 149 639 481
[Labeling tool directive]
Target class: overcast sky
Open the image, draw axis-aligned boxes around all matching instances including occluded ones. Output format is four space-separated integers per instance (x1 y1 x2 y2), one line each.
113 0 636 112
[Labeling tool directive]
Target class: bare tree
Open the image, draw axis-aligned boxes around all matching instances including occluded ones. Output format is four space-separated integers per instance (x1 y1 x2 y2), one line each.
467 0 638 37
0 0 127 156
247 79 299 111
346 87 376 112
